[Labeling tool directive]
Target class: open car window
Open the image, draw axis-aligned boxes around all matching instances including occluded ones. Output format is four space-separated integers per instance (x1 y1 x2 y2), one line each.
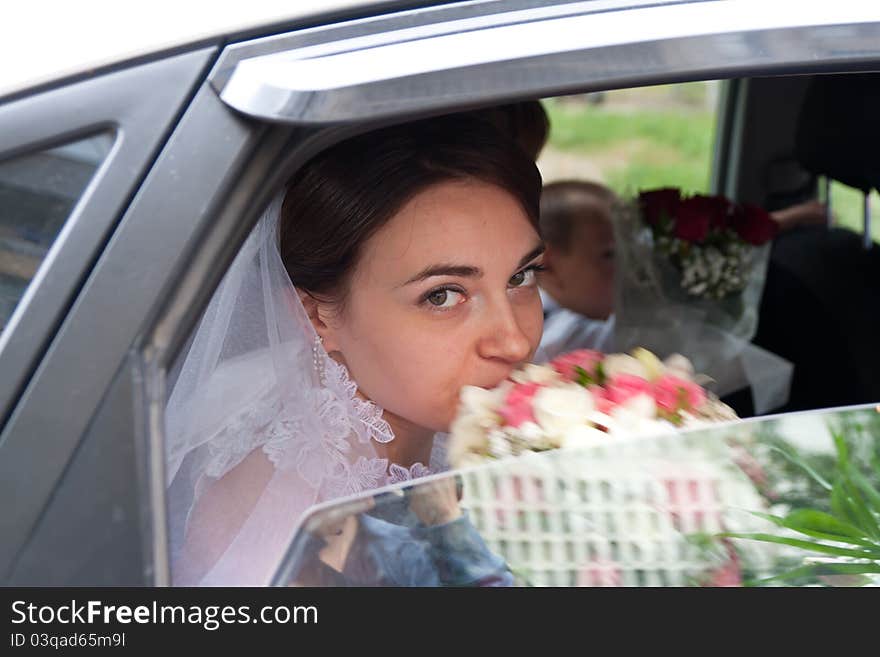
276 403 880 587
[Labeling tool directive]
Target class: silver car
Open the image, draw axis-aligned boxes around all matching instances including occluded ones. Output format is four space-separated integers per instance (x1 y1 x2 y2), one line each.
1 0 878 585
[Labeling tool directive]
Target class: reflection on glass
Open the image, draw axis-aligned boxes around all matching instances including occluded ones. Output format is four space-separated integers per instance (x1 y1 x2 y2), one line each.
276 404 880 587
276 474 514 587
0 132 114 333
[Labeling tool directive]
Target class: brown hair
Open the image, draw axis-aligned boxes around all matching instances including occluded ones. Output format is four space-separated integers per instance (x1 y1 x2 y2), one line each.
465 100 550 161
279 114 542 303
540 180 616 252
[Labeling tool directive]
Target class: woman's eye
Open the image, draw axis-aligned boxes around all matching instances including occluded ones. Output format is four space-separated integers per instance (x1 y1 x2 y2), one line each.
425 288 464 308
509 265 543 288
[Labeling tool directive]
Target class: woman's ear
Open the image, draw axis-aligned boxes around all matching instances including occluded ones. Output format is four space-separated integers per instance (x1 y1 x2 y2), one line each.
295 288 341 352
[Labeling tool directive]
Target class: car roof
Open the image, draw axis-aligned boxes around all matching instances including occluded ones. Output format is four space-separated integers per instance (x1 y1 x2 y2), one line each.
0 0 401 99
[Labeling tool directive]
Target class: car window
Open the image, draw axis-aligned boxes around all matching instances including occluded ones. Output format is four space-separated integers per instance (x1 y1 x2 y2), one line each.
279 403 880 587
538 82 719 194
0 132 114 333
830 183 880 242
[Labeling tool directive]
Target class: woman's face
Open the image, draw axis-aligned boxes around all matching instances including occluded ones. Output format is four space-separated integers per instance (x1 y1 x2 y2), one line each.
318 179 544 433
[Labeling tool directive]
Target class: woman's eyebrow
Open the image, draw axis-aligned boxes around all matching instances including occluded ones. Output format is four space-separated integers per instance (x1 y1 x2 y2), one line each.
403 264 482 286
402 242 545 287
517 243 546 269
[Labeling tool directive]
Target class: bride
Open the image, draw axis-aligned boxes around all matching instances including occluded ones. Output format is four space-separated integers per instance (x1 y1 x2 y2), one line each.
164 114 544 585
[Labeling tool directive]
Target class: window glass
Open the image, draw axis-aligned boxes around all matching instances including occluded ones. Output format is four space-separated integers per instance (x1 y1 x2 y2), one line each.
0 132 114 333
539 82 719 194
279 404 880 587
830 183 880 242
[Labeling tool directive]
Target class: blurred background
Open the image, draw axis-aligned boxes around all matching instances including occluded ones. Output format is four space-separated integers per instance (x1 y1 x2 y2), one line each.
538 81 880 242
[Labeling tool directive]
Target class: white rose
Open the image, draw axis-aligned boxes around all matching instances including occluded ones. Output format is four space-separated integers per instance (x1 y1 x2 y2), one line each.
459 384 506 416
532 384 595 436
602 354 649 380
560 424 607 450
448 413 492 467
510 363 561 385
605 393 664 435
630 347 665 381
487 430 513 459
663 353 695 381
515 421 546 445
619 392 657 420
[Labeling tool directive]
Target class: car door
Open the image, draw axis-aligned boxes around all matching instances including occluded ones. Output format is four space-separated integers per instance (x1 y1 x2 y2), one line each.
0 48 221 584
4 0 880 586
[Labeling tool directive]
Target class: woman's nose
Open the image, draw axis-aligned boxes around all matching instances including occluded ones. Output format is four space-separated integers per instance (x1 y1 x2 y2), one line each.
476 302 533 364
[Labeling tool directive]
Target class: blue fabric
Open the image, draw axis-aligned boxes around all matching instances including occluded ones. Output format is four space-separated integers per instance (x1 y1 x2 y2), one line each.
290 494 513 587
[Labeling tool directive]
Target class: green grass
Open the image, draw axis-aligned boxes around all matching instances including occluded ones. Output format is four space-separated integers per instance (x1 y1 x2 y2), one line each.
543 95 716 195
543 93 880 245
830 183 880 243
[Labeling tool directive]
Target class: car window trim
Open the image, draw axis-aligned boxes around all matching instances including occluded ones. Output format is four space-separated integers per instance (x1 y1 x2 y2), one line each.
214 0 880 124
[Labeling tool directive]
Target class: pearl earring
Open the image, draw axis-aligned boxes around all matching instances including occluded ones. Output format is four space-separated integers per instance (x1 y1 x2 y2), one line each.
312 334 326 386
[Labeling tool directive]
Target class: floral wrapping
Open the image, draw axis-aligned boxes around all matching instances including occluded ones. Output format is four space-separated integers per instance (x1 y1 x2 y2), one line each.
610 188 792 411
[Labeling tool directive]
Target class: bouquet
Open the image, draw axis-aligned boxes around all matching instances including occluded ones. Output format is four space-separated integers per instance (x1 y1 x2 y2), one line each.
448 347 737 468
612 188 792 413
634 188 778 301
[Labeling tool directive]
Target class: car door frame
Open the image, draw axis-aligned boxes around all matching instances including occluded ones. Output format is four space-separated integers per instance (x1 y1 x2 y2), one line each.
0 47 220 583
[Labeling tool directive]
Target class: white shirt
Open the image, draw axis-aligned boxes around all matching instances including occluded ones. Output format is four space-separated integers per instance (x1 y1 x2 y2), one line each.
535 288 616 363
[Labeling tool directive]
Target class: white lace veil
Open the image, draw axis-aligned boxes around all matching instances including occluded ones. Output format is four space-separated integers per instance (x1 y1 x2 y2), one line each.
164 193 411 586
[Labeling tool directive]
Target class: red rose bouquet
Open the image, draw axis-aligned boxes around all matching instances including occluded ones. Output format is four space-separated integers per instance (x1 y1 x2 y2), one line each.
612 188 792 413
636 188 778 300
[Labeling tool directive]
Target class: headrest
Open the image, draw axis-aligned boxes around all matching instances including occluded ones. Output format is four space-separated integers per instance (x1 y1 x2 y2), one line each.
795 73 880 193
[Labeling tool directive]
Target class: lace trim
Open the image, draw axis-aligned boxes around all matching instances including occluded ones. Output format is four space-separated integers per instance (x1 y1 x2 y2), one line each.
326 356 394 444
260 351 397 499
197 349 436 504
202 393 281 480
387 462 433 485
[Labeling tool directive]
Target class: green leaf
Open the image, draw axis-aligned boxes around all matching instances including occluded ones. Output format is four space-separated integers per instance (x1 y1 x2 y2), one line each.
744 564 819 587
755 509 880 548
832 431 850 469
746 510 788 527
573 365 594 387
831 481 863 529
785 509 875 540
719 532 880 560
810 562 880 575
848 467 880 516
838 476 880 540
766 445 832 491
747 562 880 587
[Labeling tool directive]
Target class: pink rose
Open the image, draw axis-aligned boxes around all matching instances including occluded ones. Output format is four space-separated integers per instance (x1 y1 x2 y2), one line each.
499 381 542 428
604 373 652 405
653 374 706 413
589 385 615 415
550 349 604 384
